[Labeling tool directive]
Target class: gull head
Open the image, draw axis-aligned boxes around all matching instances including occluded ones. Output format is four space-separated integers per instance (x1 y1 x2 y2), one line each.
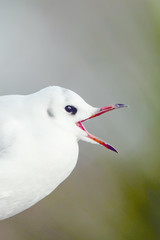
37 86 127 153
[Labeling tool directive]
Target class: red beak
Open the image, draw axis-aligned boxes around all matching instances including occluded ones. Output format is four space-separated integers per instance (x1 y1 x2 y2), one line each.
76 104 128 153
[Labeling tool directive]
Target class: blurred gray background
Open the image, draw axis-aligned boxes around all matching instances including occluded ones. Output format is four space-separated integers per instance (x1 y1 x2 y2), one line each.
0 1 160 239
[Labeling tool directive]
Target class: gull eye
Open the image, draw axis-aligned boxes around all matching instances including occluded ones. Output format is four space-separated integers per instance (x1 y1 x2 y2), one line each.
65 105 77 115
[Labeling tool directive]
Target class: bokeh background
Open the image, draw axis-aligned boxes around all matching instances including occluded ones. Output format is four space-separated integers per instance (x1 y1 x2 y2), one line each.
0 1 160 239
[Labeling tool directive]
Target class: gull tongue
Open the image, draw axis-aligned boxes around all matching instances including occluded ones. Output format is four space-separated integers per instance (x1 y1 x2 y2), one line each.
77 122 118 153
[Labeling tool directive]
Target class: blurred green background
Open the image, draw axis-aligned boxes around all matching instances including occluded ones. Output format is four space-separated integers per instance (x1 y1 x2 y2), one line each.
0 0 160 239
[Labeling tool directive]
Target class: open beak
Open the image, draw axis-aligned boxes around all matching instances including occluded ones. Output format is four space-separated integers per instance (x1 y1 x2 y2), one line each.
76 104 128 153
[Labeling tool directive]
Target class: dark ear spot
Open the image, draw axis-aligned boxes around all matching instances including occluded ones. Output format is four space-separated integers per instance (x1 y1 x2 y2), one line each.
47 108 54 118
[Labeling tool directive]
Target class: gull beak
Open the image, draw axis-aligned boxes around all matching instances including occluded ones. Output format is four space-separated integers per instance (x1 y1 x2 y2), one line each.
76 104 128 153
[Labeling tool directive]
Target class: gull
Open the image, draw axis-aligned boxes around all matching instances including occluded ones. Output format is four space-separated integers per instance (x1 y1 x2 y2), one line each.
0 86 127 220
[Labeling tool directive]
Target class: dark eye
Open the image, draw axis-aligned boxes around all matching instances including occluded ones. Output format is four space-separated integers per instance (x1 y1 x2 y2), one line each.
65 105 77 115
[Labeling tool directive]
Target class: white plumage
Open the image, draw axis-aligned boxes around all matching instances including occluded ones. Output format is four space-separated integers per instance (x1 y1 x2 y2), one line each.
0 86 126 220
